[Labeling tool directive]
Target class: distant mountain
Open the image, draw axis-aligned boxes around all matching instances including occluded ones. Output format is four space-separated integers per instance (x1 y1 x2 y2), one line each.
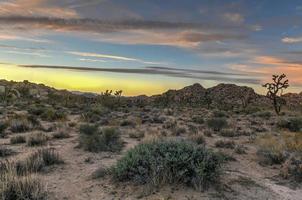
0 79 301 109
152 83 266 109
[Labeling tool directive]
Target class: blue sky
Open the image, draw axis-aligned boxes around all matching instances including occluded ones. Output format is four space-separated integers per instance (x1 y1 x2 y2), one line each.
0 0 302 95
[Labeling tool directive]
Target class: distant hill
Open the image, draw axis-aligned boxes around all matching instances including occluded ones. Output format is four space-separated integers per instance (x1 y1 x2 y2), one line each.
0 79 300 110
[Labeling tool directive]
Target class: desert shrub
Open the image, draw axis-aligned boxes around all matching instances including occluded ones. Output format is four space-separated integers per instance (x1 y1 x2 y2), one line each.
252 111 272 119
215 140 235 149
277 117 302 132
41 108 66 121
52 131 70 139
16 148 63 175
190 134 206 144
68 122 77 127
0 146 15 157
163 120 177 129
28 104 45 116
0 170 47 200
172 126 186 136
281 154 302 184
79 125 123 152
257 149 286 165
81 106 109 123
192 116 204 124
234 145 247 154
26 133 48 147
0 121 8 137
256 134 287 165
187 124 198 134
207 117 228 131
220 129 236 137
120 119 136 127
204 130 213 137
10 135 26 144
128 131 145 139
91 167 110 179
112 140 223 190
213 110 228 118
9 116 32 133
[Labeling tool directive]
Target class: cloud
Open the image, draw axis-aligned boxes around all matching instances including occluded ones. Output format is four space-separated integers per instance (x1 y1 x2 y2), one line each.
0 0 78 18
68 51 138 61
68 51 166 65
0 33 50 43
234 56 302 87
18 64 259 85
282 36 302 44
0 15 248 47
78 58 106 63
223 13 244 24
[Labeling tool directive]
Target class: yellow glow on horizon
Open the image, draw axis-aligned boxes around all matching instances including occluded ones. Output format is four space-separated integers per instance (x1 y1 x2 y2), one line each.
0 64 189 96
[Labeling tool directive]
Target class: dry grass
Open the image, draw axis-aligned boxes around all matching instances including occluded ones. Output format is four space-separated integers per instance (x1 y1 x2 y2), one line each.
0 164 47 200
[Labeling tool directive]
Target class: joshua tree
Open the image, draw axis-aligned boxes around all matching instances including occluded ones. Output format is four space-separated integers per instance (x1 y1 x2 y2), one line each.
263 74 289 115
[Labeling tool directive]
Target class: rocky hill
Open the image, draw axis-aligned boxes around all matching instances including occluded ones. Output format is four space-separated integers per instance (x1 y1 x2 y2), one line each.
152 83 268 109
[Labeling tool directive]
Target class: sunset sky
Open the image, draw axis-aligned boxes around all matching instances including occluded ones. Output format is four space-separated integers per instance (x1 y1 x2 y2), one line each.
0 0 302 95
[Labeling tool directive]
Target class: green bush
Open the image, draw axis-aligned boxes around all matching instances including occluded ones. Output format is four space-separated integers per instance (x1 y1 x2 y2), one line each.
81 105 110 123
277 117 302 132
206 117 228 131
112 140 223 190
79 125 123 152
41 108 66 121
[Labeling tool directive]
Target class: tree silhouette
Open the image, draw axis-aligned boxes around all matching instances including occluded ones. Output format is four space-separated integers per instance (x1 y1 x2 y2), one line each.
262 74 289 115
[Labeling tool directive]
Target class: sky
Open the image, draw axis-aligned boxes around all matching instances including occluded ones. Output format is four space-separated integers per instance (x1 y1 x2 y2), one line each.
0 0 302 96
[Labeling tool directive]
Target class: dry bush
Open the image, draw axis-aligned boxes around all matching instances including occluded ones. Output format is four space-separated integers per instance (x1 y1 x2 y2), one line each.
26 133 48 147
10 135 26 144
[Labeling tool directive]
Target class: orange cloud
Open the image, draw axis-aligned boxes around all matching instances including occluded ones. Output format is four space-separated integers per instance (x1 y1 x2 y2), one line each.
234 56 302 87
0 0 78 18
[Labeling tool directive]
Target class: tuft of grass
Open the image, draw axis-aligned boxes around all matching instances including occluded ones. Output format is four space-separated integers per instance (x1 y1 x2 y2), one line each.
220 129 236 137
52 131 70 139
256 134 287 165
207 117 228 132
189 134 206 145
79 124 124 152
128 131 145 139
213 110 228 118
215 140 235 149
9 116 32 133
16 148 63 175
41 108 66 121
112 140 223 191
252 111 272 120
0 169 47 200
0 146 15 157
192 116 204 124
10 135 26 144
26 133 48 147
0 121 8 137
